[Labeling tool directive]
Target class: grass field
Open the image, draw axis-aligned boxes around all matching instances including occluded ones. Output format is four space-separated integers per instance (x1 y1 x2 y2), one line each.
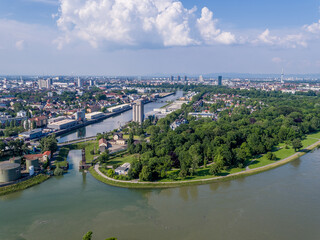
249 135 320 169
108 153 138 166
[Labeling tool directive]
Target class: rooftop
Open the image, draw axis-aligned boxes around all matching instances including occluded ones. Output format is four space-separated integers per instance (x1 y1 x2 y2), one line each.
49 119 76 126
0 161 20 170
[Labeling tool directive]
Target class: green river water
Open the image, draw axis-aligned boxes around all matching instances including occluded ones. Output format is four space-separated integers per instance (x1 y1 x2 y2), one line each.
1 148 320 240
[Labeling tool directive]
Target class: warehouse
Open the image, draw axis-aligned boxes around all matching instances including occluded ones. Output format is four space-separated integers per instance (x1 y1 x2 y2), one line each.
0 162 21 183
47 119 77 130
19 129 43 140
85 112 104 120
107 104 131 113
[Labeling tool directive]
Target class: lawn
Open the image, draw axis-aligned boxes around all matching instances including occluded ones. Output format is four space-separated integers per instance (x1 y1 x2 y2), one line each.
108 153 138 166
122 135 143 140
249 134 320 169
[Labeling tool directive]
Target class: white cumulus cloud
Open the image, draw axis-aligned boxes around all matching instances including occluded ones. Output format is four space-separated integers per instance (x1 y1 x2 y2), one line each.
254 29 307 48
304 20 320 34
197 7 235 45
55 0 236 49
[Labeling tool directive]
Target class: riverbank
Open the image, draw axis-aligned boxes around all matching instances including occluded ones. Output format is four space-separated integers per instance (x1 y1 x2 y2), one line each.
90 138 320 189
0 174 50 196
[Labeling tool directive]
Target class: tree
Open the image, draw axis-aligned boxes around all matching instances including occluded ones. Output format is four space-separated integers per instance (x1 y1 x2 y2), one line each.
54 166 64 176
139 166 152 181
266 152 276 161
209 154 224 175
292 139 303 152
82 231 93 240
39 135 58 154
99 151 109 163
32 121 37 129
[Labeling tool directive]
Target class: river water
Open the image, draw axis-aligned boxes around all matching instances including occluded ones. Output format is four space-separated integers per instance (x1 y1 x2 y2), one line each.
57 91 184 143
1 148 320 240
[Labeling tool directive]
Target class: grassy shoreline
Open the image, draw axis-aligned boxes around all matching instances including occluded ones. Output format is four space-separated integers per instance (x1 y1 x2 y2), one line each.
0 174 50 196
90 139 320 189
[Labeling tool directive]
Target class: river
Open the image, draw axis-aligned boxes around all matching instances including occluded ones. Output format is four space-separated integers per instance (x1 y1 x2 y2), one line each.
1 148 320 240
57 91 184 143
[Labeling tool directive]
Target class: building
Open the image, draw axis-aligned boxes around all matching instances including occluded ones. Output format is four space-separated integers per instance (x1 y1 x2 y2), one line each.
99 138 109 153
29 116 48 128
46 78 53 89
75 110 86 121
47 119 77 130
177 75 181 81
115 163 131 175
199 75 204 82
170 119 188 131
218 76 222 86
48 116 66 124
17 110 27 118
77 77 83 88
132 100 144 124
19 129 43 139
107 104 131 113
85 112 104 120
86 105 101 113
112 133 127 145
0 162 21 183
38 79 47 89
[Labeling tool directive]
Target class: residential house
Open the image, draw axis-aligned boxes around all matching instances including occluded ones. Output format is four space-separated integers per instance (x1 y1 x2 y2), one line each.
99 138 110 153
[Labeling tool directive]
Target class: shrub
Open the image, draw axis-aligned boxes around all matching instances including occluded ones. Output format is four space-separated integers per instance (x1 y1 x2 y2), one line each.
54 167 64 176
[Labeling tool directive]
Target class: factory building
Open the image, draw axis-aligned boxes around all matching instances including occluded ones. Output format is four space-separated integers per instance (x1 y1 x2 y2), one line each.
107 104 131 113
47 119 77 130
19 129 43 140
85 112 104 120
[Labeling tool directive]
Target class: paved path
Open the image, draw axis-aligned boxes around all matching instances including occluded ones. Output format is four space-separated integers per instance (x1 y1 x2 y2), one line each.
93 139 320 186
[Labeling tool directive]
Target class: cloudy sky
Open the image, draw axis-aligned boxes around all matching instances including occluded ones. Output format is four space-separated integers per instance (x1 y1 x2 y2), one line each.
0 0 320 75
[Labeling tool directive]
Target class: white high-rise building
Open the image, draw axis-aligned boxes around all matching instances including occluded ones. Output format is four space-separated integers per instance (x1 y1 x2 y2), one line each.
199 75 204 82
132 100 144 124
38 79 47 89
77 77 83 88
46 78 53 89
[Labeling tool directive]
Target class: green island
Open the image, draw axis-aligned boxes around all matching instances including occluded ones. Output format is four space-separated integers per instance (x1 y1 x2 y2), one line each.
89 86 320 188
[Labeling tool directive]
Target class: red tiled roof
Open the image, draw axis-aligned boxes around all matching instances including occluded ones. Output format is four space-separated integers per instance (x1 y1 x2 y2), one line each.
24 154 43 160
99 138 107 146
43 151 51 156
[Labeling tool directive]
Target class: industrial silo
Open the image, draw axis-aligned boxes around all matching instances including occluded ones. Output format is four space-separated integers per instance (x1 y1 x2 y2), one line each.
9 156 22 165
0 162 21 182
26 159 39 172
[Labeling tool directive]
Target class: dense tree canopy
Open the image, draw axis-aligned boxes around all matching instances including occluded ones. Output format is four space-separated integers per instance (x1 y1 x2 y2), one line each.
126 86 320 181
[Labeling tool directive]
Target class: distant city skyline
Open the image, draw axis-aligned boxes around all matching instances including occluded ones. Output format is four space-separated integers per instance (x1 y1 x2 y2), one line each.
0 0 320 75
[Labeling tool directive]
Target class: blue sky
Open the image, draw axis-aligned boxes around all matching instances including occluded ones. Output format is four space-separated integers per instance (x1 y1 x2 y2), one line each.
0 0 320 75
